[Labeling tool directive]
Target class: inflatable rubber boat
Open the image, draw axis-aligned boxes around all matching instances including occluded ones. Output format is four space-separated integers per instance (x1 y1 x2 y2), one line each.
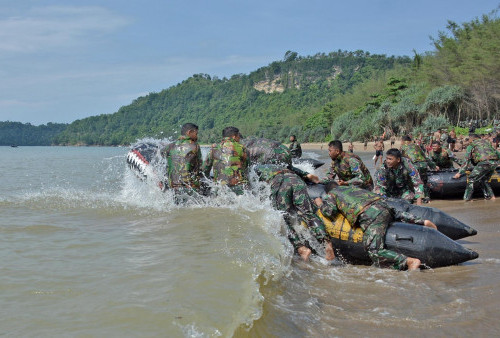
316 211 478 268
427 167 500 198
306 184 477 240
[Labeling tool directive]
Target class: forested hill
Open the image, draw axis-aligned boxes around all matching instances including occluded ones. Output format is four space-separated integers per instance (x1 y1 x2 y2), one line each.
0 122 67 146
53 51 411 145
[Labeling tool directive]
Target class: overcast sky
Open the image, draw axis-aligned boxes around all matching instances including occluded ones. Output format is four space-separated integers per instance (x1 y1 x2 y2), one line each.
0 0 498 125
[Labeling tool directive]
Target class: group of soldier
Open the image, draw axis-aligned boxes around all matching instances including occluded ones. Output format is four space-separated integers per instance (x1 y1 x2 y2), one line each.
372 131 500 203
161 123 465 271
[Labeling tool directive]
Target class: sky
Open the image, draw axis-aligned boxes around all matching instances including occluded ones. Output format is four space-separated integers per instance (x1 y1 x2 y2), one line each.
0 0 498 125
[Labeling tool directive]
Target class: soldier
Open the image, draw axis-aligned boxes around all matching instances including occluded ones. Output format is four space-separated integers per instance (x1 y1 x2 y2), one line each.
320 140 373 190
373 148 425 205
162 123 203 199
428 140 464 169
203 126 249 195
253 164 335 262
453 133 500 201
400 135 437 201
314 185 436 270
288 135 302 159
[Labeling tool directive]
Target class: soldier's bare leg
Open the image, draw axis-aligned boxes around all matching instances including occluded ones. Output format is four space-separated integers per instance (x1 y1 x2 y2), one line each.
297 246 312 261
406 257 421 271
324 241 335 261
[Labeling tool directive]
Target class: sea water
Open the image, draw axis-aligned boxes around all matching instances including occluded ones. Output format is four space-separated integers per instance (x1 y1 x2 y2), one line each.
1 145 499 337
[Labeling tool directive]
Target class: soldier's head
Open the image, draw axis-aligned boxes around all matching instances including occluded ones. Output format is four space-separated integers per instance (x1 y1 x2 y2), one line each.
181 123 199 141
289 135 296 142
327 140 343 160
385 148 402 168
222 126 240 141
431 140 442 152
402 135 412 144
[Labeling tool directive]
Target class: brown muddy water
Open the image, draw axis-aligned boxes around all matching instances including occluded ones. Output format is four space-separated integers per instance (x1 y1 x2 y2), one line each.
0 146 498 337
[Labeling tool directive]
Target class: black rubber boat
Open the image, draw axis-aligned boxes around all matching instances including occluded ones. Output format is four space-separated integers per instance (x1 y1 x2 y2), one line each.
126 142 166 189
317 210 479 268
385 198 477 240
306 184 477 240
427 167 500 198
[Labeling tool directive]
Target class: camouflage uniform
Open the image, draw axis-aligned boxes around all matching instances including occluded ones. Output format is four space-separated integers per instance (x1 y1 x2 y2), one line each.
458 138 500 200
242 137 309 179
203 137 249 195
374 157 425 203
243 137 292 166
319 186 424 270
163 135 202 192
320 151 373 190
288 140 302 158
254 164 328 249
401 143 437 199
428 148 464 169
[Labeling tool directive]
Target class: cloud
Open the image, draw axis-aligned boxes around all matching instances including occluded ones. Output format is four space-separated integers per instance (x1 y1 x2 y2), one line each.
0 6 130 53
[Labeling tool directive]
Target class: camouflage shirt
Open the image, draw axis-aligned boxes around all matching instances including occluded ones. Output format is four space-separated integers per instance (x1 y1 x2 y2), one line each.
243 137 292 166
242 137 308 179
320 151 373 190
163 136 202 189
401 143 436 169
458 138 500 175
288 141 302 158
203 137 249 186
428 148 463 168
374 157 424 199
319 185 424 227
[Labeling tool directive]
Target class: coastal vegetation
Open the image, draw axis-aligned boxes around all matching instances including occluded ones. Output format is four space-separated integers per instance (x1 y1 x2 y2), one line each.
2 8 498 146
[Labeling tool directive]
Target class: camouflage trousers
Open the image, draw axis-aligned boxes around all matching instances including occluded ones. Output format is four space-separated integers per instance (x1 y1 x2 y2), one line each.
270 172 328 249
357 202 407 270
464 160 497 200
414 161 430 200
171 186 201 204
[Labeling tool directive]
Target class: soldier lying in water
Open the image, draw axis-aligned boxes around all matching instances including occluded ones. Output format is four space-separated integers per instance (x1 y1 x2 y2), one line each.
314 184 437 271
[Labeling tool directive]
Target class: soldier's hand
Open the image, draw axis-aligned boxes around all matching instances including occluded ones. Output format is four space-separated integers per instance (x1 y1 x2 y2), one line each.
452 173 461 179
416 197 423 205
424 220 438 229
314 197 323 206
306 174 320 184
338 180 348 186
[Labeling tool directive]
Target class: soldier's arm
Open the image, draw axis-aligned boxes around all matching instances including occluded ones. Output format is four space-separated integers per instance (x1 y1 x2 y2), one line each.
373 169 388 196
289 165 309 179
392 208 425 225
405 160 425 199
346 157 365 185
319 165 337 185
315 195 339 219
194 144 203 174
457 145 474 175
202 147 214 177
